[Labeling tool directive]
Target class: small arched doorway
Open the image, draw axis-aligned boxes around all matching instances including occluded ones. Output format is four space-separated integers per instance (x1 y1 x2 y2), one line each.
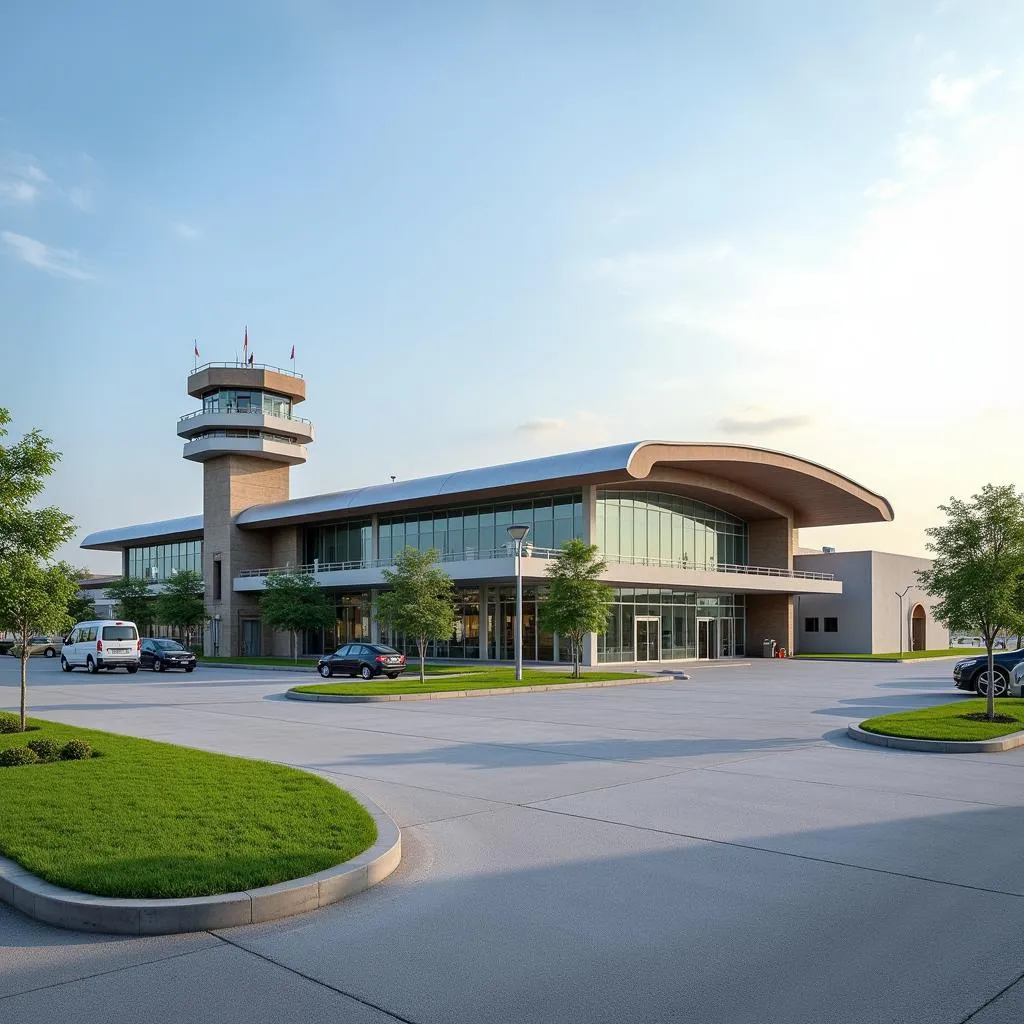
911 604 926 652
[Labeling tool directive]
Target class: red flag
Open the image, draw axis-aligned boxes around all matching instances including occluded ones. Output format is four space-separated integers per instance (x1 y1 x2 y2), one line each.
290 344 295 361
243 327 248 354
194 340 200 359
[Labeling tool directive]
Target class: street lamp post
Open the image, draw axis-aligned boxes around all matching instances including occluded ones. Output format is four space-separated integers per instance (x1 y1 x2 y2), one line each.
896 585 911 659
507 525 531 681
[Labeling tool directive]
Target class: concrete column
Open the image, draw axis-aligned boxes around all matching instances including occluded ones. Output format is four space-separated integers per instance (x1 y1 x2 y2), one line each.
370 588 379 643
746 594 794 656
371 516 379 563
479 585 489 660
583 631 597 667
582 485 597 546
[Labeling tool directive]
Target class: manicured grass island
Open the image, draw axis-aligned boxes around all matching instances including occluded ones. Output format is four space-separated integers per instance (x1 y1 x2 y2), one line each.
861 699 1024 742
797 648 979 661
0 718 376 899
202 656 470 676
292 666 645 697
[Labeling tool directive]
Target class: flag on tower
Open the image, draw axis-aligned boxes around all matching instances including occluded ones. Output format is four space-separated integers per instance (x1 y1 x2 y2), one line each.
290 344 295 361
248 352 254 367
194 340 200 360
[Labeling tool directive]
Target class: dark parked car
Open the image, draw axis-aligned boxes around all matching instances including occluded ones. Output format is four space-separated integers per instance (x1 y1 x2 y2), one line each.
317 643 407 680
953 648 1024 697
140 638 197 673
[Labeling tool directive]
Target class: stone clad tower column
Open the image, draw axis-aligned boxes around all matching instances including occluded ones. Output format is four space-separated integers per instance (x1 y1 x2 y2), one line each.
178 362 314 657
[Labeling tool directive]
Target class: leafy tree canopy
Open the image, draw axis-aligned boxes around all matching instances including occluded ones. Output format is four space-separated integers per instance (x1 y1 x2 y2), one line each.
261 572 335 658
155 569 207 643
376 547 455 682
539 540 614 678
105 575 157 631
918 483 1024 719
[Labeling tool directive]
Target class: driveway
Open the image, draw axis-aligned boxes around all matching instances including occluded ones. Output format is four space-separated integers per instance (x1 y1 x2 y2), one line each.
2 656 1023 1024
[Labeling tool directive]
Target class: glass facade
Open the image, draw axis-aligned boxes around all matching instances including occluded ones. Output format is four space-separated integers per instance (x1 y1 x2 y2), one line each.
379 492 583 562
126 540 202 581
303 592 372 655
202 389 293 418
595 490 748 568
304 521 372 567
598 588 746 662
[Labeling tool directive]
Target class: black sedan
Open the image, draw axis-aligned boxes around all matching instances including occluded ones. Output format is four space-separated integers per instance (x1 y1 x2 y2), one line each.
317 643 407 680
953 648 1024 697
141 638 197 673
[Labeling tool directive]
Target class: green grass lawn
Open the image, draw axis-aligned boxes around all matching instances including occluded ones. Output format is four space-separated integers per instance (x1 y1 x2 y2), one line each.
0 719 376 899
797 648 979 661
861 699 1024 741
292 666 645 697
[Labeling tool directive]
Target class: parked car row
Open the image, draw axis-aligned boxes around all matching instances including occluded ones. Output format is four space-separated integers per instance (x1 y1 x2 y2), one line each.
317 643 407 680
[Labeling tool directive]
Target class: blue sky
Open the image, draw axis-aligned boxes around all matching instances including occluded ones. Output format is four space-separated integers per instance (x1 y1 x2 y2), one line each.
2 0 1022 572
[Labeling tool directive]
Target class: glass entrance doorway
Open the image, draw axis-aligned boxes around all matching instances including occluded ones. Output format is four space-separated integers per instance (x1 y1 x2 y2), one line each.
241 618 262 658
697 617 717 660
635 616 660 662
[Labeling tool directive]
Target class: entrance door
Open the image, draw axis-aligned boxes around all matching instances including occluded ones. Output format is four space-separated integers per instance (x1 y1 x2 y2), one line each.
241 619 262 657
697 617 718 660
718 618 733 658
911 605 926 651
635 617 660 662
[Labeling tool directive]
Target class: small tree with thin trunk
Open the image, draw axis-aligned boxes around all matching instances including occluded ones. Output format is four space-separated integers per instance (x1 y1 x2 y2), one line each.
155 569 207 649
261 572 335 660
67 590 97 626
375 547 455 683
917 484 1024 721
106 575 156 634
0 554 79 730
538 539 614 678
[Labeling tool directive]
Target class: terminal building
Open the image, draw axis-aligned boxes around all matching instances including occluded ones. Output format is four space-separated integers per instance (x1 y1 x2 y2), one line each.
81 362 931 663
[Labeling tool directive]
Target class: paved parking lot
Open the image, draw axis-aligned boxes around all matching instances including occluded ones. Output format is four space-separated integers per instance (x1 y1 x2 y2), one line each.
2 655 1023 1024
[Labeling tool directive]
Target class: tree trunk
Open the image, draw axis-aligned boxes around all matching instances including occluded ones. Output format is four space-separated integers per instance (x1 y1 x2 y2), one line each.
418 639 426 683
986 642 996 721
293 630 298 662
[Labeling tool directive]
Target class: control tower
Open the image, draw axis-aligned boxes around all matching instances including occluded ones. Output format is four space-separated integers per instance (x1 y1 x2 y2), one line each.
178 362 314 656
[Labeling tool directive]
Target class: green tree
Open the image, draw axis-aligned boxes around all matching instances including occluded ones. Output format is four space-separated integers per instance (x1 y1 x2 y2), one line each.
155 570 207 648
0 409 74 560
0 408 76 731
375 547 455 682
66 591 97 625
261 572 335 659
0 554 79 730
105 575 156 633
538 539 614 678
917 484 1024 720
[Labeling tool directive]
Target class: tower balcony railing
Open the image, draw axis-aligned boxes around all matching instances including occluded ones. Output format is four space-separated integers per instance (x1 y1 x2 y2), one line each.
177 407 313 426
190 360 304 379
237 548 835 581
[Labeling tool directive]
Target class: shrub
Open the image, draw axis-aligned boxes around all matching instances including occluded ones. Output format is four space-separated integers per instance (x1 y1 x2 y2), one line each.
0 711 20 734
27 738 62 762
60 739 93 761
0 746 39 767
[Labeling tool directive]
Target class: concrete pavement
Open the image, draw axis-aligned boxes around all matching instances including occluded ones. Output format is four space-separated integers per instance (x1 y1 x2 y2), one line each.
2 655 1023 1023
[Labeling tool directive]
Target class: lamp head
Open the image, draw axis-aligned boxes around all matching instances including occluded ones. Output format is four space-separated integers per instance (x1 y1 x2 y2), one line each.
506 524 530 542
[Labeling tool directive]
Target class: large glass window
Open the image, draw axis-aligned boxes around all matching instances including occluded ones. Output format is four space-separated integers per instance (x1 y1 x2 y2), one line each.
126 539 203 581
303 521 371 567
595 490 748 569
201 389 293 419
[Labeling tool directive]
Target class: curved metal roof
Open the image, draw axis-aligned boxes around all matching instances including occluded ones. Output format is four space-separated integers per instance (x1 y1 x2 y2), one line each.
236 441 892 529
81 515 204 551
235 443 641 526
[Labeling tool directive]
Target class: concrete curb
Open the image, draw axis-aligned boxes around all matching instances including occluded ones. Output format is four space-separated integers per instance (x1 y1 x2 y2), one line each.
198 661 321 674
0 788 400 935
287 675 673 703
847 722 1024 753
797 655 969 664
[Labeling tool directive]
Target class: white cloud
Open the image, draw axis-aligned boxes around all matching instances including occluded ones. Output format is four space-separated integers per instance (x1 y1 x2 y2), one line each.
172 222 201 240
717 412 812 437
1 231 92 280
516 418 568 434
68 186 92 212
928 70 1001 115
0 180 38 203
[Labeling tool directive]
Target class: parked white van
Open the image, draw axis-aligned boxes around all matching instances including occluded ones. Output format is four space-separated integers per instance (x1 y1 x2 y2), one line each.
61 620 141 674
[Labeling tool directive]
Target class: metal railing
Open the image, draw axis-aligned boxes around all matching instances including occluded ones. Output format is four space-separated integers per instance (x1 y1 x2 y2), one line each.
189 361 304 379
177 408 312 425
238 547 835 581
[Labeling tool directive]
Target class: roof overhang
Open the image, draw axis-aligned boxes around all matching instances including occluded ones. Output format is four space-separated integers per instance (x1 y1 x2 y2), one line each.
80 515 204 551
